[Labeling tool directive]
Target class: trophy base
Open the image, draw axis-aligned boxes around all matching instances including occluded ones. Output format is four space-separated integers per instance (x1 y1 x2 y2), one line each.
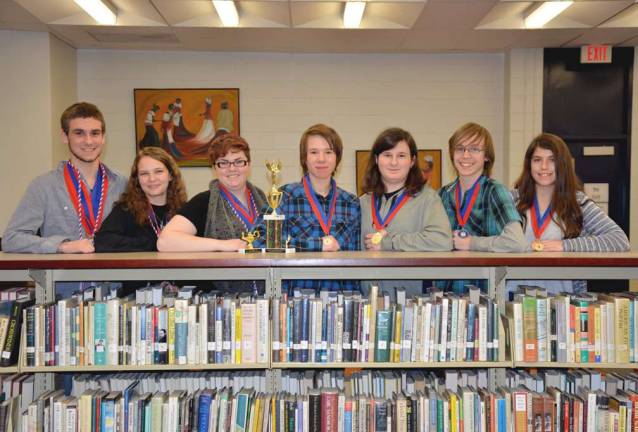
238 248 265 254
263 247 296 254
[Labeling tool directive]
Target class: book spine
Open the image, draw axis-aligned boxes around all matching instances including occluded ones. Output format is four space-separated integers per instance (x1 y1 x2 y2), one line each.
241 302 257 364
272 297 280 363
175 299 189 365
93 302 107 366
215 302 224 364
537 297 548 362
26 306 35 366
522 297 537 362
375 310 391 362
256 298 269 364
167 306 175 365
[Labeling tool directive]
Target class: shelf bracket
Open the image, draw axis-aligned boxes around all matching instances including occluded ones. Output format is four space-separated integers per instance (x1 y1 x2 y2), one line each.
28 269 55 304
489 266 508 313
267 268 282 298
266 369 282 393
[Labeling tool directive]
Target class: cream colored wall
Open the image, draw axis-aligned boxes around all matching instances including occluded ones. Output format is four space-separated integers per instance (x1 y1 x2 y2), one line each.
76 50 505 197
0 30 54 232
504 49 544 186
49 35 77 166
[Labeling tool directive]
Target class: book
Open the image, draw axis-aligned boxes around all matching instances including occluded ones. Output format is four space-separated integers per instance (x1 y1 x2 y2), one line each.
1 297 34 366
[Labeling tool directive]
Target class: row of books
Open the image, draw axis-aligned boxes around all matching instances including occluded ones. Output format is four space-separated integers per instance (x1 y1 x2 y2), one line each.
0 373 36 432
70 371 267 398
65 368 485 402
506 369 638 401
507 288 638 364
22 372 638 432
272 285 504 363
23 292 270 367
280 369 489 399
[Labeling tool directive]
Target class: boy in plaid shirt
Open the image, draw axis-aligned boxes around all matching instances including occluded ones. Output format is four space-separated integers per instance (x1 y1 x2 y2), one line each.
438 122 526 293
258 124 360 292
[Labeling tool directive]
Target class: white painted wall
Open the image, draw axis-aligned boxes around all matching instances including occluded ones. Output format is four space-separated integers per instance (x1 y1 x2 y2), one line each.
0 30 53 232
504 49 543 187
76 50 505 198
49 35 77 165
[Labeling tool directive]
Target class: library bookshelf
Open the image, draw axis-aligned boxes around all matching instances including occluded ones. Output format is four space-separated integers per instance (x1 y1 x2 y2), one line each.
1 251 638 393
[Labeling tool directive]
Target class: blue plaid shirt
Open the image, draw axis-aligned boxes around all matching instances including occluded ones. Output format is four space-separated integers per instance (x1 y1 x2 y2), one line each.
256 179 361 291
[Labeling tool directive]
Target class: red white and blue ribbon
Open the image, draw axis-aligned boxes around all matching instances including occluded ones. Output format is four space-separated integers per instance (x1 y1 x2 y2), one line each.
63 160 108 239
148 205 165 237
530 195 553 240
219 184 258 230
455 175 482 230
302 174 337 236
371 190 410 231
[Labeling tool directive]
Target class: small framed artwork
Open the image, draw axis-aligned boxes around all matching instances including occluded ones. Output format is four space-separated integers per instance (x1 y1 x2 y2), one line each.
134 88 240 167
355 149 442 196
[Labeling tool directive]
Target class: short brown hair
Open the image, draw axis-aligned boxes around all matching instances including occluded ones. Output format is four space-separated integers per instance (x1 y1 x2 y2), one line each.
448 122 495 177
299 124 343 175
208 133 251 166
60 102 105 134
362 128 425 197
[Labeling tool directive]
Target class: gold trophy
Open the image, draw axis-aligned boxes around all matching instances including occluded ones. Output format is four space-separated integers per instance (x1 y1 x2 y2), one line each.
239 230 261 254
264 160 294 253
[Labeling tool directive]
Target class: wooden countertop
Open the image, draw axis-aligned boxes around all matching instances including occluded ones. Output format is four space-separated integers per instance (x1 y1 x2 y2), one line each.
0 251 637 269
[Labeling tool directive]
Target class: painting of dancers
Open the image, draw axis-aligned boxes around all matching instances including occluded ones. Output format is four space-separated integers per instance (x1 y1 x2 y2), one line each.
134 88 240 167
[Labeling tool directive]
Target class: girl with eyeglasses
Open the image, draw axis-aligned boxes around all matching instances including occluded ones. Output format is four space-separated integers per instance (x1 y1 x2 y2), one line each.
507 133 629 293
94 147 187 252
157 134 267 252
438 123 526 292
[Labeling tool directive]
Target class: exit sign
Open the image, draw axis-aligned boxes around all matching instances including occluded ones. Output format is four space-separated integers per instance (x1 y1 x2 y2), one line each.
581 45 612 63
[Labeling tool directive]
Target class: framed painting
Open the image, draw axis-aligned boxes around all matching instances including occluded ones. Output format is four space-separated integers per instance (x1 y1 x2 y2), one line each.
134 88 240 167
355 149 442 196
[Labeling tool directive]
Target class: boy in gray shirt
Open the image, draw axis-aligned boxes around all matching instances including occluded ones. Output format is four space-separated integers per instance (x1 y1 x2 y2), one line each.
3 102 127 253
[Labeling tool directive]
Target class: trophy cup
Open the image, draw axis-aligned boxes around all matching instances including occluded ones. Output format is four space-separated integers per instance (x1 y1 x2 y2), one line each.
264 160 295 253
239 230 261 254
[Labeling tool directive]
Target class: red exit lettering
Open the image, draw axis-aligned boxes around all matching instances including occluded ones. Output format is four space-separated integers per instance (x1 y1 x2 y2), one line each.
581 45 612 63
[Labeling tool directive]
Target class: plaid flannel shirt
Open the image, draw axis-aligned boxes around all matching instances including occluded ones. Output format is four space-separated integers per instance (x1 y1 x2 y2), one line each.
256 180 361 292
437 176 521 293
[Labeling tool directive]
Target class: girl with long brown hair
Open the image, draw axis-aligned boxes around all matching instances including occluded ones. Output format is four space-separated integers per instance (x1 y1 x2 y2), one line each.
94 147 187 252
513 133 629 253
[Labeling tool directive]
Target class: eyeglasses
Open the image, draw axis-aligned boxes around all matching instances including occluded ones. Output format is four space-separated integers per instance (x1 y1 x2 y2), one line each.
215 159 248 169
453 145 484 155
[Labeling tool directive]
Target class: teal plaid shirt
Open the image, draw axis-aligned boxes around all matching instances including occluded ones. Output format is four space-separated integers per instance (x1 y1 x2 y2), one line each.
439 176 521 237
437 176 521 293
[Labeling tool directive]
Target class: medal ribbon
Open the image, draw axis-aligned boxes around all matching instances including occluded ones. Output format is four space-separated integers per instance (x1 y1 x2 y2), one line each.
302 174 338 236
148 205 165 237
63 161 108 238
219 184 258 229
454 176 482 230
530 195 553 240
371 191 411 231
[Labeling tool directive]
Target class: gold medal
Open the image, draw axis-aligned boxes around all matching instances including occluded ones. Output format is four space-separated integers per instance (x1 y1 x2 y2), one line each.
323 236 333 247
371 231 383 245
531 239 544 252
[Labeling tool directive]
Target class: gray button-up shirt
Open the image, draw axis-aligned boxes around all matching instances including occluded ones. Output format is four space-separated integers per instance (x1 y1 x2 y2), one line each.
3 161 127 253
